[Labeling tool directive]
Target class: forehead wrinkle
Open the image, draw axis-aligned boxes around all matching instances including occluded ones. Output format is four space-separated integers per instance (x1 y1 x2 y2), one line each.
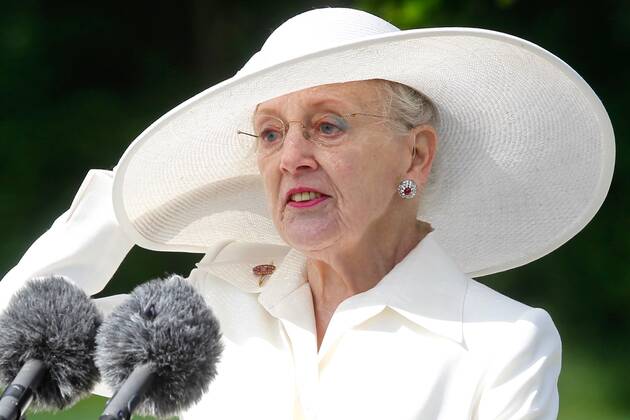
254 81 384 118
255 95 353 119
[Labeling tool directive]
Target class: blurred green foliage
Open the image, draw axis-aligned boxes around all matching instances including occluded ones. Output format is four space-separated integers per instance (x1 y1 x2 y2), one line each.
1 0 628 419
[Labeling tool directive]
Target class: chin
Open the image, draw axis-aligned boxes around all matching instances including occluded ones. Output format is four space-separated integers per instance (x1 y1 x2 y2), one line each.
279 218 340 253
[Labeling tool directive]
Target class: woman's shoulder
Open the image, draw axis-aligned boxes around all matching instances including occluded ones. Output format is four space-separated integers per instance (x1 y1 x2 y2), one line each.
460 280 561 417
462 278 561 358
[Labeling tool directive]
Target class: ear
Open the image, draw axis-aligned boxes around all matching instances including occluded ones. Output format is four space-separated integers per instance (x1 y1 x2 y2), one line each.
405 124 437 185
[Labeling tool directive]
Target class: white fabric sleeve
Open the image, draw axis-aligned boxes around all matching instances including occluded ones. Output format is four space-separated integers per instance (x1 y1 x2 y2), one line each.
0 169 134 312
476 308 562 420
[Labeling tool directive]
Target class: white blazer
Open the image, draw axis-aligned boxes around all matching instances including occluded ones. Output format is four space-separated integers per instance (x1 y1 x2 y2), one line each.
0 170 561 420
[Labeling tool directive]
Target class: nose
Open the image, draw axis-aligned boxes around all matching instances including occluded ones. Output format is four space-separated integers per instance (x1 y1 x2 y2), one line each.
278 123 318 174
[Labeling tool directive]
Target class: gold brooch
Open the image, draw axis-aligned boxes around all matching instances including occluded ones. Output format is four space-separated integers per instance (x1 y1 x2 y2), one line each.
252 263 276 286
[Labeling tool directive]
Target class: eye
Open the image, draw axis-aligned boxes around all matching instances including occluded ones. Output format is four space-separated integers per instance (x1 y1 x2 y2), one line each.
319 122 339 135
255 116 284 145
260 129 282 143
315 115 348 137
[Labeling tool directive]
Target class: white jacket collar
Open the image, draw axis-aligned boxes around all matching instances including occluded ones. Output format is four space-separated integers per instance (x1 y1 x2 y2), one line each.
197 232 468 345
366 233 469 345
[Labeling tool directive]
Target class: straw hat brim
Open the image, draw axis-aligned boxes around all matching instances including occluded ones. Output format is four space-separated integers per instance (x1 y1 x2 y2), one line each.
112 27 615 277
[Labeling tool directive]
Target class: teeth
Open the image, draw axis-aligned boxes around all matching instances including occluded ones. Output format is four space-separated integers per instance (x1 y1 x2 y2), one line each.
290 191 322 202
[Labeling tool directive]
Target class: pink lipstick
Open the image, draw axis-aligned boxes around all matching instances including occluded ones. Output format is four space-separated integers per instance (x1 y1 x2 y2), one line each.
287 196 328 208
286 187 330 208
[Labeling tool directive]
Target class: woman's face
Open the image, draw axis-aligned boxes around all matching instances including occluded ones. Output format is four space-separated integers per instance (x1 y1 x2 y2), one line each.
255 80 434 254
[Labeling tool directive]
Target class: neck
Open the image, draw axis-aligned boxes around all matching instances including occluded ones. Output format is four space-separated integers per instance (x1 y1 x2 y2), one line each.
306 219 432 348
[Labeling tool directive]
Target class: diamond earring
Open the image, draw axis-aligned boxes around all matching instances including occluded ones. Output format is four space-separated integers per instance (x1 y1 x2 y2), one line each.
397 179 417 199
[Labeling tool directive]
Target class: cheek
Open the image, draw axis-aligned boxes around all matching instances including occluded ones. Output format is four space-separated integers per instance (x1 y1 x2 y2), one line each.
328 153 355 179
332 149 392 211
348 149 402 212
325 152 361 206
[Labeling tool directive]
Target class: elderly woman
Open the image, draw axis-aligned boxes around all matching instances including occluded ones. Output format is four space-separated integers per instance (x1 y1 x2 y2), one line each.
0 7 614 420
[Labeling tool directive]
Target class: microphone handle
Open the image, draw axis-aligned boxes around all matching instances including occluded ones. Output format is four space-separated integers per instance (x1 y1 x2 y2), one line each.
0 359 46 420
99 363 155 420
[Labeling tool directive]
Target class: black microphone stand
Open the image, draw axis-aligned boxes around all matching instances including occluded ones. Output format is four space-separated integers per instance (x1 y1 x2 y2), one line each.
99 363 155 420
0 359 45 420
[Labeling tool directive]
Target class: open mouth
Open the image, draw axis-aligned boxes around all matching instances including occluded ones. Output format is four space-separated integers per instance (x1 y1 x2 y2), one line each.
286 190 330 208
289 191 323 202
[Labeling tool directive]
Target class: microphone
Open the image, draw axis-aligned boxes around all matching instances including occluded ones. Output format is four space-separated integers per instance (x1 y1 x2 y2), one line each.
0 276 102 420
96 275 222 420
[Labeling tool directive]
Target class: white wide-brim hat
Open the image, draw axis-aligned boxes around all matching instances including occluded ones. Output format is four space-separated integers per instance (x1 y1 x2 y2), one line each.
112 7 614 277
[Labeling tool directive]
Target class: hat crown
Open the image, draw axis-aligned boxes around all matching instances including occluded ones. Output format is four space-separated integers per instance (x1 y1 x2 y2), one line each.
239 8 399 75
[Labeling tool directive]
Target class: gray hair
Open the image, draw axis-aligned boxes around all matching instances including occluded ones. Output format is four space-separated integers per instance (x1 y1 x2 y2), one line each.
377 80 438 134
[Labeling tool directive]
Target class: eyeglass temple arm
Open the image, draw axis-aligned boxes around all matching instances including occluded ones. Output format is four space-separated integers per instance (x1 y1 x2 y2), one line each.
237 130 258 138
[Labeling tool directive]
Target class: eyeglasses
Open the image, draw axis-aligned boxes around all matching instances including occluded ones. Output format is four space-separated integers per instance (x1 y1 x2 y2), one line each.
237 112 395 156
